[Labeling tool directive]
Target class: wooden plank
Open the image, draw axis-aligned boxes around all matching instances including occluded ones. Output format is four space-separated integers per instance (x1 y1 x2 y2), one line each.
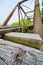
0 26 28 35
0 39 43 65
5 32 42 49
0 27 21 35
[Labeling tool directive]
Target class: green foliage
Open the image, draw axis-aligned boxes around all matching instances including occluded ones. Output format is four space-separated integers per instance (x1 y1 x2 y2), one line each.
10 19 33 26
41 8 43 23
42 24 43 28
42 1 43 6
24 18 33 26
27 29 34 33
11 22 19 26
10 21 24 26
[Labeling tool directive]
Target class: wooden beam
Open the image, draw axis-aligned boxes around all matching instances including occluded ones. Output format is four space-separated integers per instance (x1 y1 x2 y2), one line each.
34 0 42 37
18 0 28 4
0 26 22 35
20 9 25 25
34 0 43 51
2 0 28 26
5 32 42 49
26 10 34 13
20 6 29 19
18 6 20 25
2 4 18 26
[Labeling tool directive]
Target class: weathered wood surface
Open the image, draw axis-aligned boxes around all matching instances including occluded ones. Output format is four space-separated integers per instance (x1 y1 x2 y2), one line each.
0 39 43 65
40 29 43 51
5 32 42 49
0 26 29 35
0 27 21 35
34 0 42 37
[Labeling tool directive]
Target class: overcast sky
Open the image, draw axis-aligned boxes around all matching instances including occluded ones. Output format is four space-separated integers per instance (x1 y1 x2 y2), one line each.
0 0 42 25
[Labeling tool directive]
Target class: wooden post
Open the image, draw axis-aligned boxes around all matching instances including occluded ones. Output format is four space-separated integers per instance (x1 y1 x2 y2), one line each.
34 0 42 37
34 0 43 51
18 6 20 25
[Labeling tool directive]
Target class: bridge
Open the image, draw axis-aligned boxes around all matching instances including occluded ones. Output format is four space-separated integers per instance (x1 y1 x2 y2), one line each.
0 0 42 48
0 0 43 65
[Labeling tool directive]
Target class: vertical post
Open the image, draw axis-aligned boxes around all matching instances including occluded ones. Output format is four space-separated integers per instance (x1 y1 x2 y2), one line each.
18 6 20 25
34 0 42 37
40 1 43 51
20 10 25 25
34 0 43 51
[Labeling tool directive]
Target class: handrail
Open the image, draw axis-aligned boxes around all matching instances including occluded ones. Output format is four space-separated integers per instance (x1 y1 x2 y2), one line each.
0 26 28 35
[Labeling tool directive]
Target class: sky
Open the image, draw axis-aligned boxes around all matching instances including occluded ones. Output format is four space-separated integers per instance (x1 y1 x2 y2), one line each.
0 0 42 25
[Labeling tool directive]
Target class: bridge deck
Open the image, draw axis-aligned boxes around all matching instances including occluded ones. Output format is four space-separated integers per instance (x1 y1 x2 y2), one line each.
5 32 42 49
0 39 43 65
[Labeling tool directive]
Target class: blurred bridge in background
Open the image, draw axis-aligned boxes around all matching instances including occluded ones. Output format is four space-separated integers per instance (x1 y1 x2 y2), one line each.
0 0 43 50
